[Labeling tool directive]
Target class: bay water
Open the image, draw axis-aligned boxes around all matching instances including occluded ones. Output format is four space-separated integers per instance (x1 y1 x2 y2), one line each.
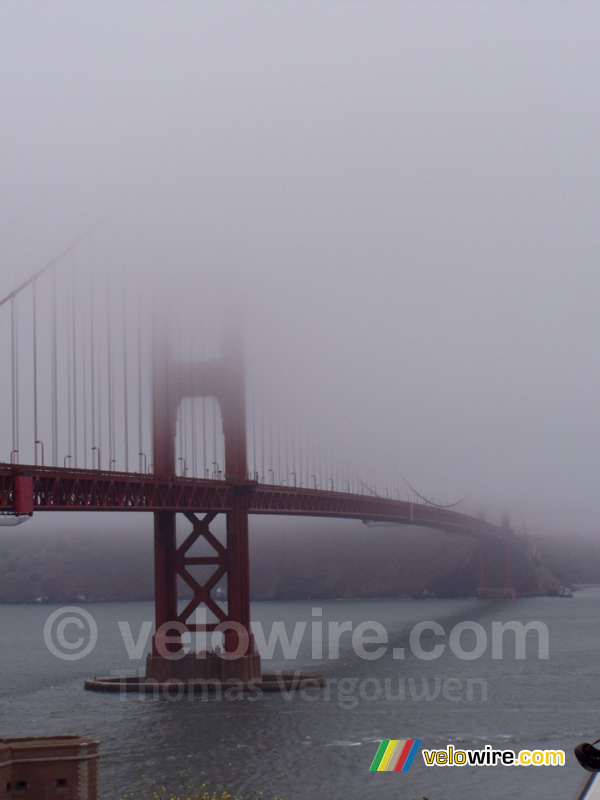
1 591 599 799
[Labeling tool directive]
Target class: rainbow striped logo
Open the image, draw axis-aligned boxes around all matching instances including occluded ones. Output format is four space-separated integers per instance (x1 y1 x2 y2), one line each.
369 739 422 772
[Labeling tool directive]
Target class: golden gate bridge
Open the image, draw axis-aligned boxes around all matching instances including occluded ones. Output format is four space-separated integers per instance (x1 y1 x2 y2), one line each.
0 241 515 688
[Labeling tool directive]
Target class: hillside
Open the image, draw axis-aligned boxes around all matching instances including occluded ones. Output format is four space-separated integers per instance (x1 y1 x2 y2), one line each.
0 519 566 604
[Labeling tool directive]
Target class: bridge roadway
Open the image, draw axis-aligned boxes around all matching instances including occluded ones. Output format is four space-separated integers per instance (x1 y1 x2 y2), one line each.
0 463 510 540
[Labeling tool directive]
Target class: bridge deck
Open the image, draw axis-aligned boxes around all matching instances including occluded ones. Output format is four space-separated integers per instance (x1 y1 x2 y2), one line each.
0 463 510 539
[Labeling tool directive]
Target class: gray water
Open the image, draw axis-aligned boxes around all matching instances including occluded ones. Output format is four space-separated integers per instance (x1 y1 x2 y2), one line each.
1 592 599 799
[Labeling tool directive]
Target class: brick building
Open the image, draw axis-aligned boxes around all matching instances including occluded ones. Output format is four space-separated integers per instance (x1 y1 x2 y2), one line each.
0 737 98 800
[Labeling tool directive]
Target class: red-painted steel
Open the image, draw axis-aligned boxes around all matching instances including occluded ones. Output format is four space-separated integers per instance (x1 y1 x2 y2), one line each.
13 475 33 515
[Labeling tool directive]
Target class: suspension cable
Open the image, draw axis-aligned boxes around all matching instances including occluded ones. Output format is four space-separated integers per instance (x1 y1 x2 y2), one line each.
390 465 466 509
0 237 83 309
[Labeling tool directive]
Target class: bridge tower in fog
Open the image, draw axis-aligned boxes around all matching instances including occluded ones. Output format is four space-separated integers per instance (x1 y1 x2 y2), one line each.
148 320 260 682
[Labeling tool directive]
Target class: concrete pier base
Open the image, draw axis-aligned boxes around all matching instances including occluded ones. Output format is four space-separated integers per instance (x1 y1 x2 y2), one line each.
84 671 324 695
146 651 262 683
85 649 324 694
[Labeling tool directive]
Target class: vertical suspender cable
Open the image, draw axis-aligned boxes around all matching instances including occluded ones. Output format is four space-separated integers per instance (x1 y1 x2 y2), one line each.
211 327 217 476
268 376 274 482
15 297 19 461
283 404 289 485
10 298 17 462
201 318 207 477
32 284 39 464
290 409 296 485
137 287 143 472
122 292 129 473
307 429 312 489
52 268 58 466
276 401 283 484
71 262 78 467
297 418 303 487
212 389 218 475
251 369 257 480
90 271 96 468
97 283 102 469
187 325 193 477
82 278 88 469
190 330 197 478
67 274 73 465
260 369 265 482
180 320 185 475
201 396 207 478
107 284 114 469
178 314 185 476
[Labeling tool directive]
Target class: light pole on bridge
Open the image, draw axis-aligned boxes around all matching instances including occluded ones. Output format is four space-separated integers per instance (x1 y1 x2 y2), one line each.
34 440 44 467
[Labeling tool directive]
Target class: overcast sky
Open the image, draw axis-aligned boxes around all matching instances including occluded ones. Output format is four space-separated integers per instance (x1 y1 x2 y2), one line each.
2 1 600 535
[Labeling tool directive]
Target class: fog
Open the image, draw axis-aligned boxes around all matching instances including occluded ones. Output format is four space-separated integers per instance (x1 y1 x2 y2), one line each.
2 1 600 535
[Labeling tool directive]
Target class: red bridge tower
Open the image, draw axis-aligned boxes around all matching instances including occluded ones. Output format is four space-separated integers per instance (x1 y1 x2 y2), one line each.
147 324 261 683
